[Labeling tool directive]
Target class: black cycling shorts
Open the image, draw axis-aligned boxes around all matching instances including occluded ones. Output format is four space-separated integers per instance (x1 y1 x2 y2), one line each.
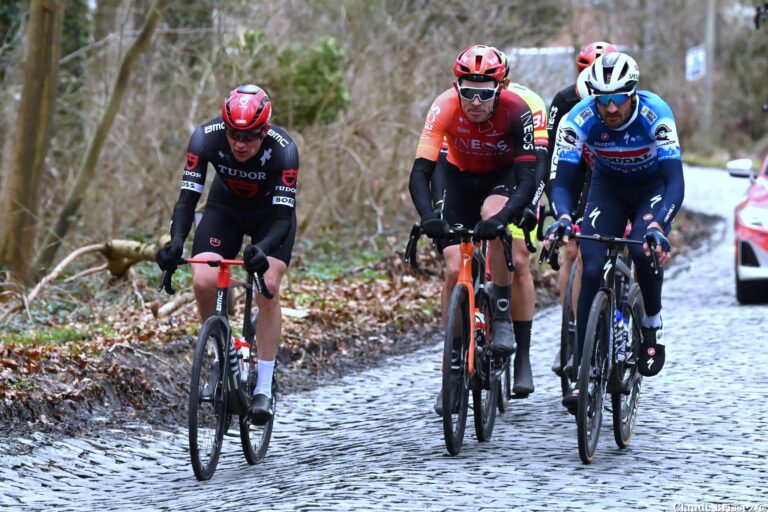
192 201 297 265
439 160 516 249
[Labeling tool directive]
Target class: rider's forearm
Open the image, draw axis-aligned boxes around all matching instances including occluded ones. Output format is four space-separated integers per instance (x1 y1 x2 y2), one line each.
497 164 536 223
256 207 292 255
653 159 685 231
529 147 549 209
409 157 437 219
169 189 201 244
550 160 580 218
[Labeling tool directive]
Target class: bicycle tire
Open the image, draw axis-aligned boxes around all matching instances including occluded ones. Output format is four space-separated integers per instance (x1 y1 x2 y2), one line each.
498 357 512 412
240 370 276 464
577 290 611 464
442 283 471 456
189 317 229 481
473 290 498 441
560 259 579 397
612 283 644 449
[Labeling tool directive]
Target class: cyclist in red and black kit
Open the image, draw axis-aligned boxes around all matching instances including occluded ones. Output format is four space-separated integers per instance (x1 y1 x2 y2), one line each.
155 84 299 425
408 45 538 416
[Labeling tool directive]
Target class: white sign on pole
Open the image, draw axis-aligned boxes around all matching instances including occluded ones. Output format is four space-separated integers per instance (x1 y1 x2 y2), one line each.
686 45 706 81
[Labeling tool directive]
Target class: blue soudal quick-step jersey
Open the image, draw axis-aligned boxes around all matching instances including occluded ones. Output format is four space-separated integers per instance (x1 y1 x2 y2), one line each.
551 90 683 229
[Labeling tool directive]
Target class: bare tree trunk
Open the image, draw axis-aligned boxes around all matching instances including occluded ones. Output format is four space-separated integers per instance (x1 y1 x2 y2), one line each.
32 0 173 279
0 0 64 283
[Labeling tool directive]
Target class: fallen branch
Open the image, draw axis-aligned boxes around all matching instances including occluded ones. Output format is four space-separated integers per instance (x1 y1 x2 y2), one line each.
107 342 172 368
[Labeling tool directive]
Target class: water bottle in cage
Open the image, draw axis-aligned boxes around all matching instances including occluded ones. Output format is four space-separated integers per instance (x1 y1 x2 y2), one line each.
615 309 630 362
234 336 251 383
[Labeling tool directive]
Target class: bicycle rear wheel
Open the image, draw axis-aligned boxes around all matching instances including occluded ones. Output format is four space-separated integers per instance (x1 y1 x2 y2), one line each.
442 283 471 455
577 290 611 464
560 259 579 397
189 317 229 481
612 283 645 449
241 371 276 464
472 291 498 441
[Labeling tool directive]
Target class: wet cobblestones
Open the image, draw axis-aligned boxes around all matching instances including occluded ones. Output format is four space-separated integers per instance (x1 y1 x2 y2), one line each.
1 167 766 510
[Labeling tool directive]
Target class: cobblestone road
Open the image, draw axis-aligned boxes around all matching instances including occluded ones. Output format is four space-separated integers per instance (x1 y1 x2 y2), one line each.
1 166 767 511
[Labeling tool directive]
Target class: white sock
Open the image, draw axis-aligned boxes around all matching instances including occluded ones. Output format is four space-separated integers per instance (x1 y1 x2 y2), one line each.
642 313 662 329
254 359 275 397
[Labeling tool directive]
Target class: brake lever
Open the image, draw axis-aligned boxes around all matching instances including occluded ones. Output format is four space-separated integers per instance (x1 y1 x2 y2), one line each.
253 273 274 300
500 230 515 273
158 270 176 295
404 222 422 270
644 233 662 279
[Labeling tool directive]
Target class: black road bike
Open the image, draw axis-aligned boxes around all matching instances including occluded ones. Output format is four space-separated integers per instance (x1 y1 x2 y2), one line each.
160 258 276 480
572 234 658 464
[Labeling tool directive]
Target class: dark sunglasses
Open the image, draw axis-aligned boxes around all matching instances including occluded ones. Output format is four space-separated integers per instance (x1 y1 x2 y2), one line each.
594 93 632 106
226 127 266 142
458 85 498 102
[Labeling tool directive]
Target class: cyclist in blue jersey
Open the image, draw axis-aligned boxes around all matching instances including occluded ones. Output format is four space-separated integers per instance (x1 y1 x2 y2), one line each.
544 52 685 409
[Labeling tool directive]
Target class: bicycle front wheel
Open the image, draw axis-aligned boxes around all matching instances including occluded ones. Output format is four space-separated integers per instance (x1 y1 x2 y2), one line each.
577 290 611 464
442 283 471 455
189 317 229 481
498 356 512 412
560 259 579 397
473 290 498 441
612 283 644 449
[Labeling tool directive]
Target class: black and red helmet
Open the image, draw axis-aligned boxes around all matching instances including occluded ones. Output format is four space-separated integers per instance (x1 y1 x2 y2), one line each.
453 45 506 83
576 41 619 71
221 84 272 131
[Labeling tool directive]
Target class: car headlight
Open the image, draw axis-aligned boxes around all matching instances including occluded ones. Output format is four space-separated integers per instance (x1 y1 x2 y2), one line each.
738 205 768 231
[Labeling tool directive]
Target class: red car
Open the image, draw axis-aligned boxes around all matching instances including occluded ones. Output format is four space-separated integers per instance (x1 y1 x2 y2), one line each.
728 154 768 303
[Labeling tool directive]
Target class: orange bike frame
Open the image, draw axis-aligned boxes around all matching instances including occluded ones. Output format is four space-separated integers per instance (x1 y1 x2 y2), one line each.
455 239 482 376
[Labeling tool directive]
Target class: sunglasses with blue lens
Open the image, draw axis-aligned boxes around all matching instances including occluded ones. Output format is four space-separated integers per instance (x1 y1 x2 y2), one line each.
594 93 632 106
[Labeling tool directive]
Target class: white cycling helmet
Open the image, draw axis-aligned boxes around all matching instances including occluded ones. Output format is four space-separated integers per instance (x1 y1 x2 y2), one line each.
588 52 639 94
576 67 592 99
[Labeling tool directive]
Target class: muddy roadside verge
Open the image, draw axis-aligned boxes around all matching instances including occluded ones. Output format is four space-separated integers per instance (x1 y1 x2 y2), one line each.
0 209 720 447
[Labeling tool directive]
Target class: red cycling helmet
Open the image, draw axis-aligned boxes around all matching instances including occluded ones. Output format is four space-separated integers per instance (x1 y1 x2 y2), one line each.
576 41 619 71
453 45 506 83
221 84 272 131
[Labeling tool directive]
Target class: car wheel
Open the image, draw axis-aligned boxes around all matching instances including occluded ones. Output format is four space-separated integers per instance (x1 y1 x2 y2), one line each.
735 273 768 304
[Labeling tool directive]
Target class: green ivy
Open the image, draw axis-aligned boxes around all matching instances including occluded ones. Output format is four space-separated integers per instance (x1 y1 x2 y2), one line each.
224 31 349 128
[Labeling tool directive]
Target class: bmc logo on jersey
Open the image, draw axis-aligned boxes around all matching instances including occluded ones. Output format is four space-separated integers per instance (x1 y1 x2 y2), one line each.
282 169 298 187
204 122 226 134
186 152 199 170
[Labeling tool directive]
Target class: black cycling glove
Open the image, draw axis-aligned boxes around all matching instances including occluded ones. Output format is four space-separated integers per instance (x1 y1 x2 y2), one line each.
156 240 183 272
243 244 270 275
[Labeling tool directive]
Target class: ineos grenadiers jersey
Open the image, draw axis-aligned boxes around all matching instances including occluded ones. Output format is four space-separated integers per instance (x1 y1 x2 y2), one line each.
415 88 537 174
551 91 682 227
169 117 299 248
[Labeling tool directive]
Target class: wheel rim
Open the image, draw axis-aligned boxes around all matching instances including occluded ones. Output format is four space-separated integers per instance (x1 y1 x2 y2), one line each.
443 285 470 454
193 331 225 471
